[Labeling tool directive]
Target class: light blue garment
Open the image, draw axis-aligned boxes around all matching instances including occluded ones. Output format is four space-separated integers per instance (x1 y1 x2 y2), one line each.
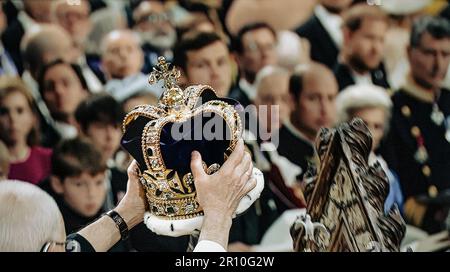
384 169 404 215
105 73 164 102
0 45 18 76
371 154 404 215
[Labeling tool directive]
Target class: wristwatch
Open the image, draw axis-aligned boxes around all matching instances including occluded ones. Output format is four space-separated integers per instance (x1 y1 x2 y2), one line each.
106 210 129 241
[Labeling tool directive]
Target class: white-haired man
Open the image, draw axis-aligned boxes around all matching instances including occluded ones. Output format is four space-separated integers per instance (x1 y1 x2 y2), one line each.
0 180 66 252
132 0 177 74
101 30 163 102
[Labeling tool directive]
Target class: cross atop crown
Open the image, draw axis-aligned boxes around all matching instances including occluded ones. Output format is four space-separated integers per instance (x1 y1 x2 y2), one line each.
149 56 180 90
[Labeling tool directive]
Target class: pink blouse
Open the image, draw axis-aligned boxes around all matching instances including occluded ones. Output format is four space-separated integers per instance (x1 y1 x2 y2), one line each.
8 146 52 185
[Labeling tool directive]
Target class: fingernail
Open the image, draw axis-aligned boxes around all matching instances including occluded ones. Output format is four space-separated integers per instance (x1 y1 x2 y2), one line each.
191 151 199 159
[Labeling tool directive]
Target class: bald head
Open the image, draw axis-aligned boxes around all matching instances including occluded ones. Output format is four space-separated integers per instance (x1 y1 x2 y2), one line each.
22 24 76 79
254 66 292 133
290 62 338 99
101 30 144 79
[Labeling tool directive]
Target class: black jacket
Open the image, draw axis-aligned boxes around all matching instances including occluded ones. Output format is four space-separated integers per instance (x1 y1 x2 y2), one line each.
333 62 391 91
276 124 315 180
383 88 450 233
295 14 339 69
1 20 25 74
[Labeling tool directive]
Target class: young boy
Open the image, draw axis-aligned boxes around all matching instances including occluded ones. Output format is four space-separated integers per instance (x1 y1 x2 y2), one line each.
75 93 128 209
48 137 107 234
41 137 129 251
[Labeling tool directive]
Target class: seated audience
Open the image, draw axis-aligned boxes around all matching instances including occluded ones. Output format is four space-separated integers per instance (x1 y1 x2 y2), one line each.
0 140 256 252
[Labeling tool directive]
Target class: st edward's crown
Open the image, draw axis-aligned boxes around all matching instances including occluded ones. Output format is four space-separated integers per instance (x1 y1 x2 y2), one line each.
121 57 243 221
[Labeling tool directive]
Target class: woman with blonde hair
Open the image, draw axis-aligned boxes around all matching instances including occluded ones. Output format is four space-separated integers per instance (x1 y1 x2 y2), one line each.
0 76 52 184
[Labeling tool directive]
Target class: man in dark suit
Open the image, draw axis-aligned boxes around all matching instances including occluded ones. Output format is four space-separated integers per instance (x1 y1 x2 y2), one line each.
230 22 278 108
334 4 390 91
277 62 338 178
294 0 353 69
1 0 53 75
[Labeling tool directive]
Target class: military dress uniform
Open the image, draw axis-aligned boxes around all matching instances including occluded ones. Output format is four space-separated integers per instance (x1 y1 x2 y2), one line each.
385 76 450 233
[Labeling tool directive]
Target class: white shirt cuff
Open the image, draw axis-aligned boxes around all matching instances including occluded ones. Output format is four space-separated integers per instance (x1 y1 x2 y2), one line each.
193 240 227 252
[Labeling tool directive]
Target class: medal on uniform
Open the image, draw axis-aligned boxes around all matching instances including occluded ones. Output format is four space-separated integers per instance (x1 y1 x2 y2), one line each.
428 185 438 198
430 103 444 126
414 146 428 164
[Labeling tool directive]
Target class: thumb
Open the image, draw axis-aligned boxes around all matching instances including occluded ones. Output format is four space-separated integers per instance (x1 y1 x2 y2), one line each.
190 151 206 181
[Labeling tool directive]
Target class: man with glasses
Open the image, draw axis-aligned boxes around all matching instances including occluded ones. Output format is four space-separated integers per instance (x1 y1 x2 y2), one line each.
132 0 177 74
385 16 450 234
230 22 279 108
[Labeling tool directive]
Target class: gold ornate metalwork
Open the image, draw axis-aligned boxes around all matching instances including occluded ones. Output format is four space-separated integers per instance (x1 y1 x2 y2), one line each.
291 119 406 252
122 56 242 220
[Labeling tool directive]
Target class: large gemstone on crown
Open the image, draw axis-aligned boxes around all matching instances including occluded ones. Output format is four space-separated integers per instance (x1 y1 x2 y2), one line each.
121 85 243 220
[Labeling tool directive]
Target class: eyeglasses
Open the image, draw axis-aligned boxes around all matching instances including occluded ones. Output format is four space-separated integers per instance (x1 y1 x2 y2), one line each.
40 241 67 252
137 13 171 24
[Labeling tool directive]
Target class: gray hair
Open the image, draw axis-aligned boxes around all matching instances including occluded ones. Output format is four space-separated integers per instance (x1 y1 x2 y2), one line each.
85 7 127 55
0 180 65 252
336 84 392 134
254 65 290 94
410 16 450 48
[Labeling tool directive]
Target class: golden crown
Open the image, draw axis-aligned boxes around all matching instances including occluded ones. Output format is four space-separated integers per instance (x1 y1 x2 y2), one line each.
121 57 242 220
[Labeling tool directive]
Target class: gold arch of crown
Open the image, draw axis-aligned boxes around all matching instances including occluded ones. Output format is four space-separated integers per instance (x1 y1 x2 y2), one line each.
122 57 242 219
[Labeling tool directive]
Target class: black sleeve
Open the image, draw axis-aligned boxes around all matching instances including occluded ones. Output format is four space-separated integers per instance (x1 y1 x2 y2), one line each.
65 233 96 252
